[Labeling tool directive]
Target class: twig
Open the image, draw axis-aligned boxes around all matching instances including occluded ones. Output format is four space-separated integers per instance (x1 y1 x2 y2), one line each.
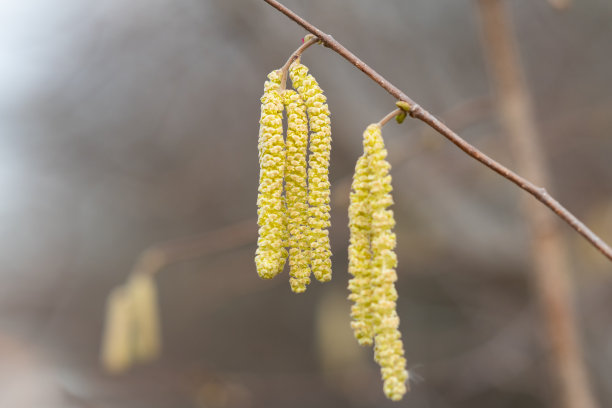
477 1 597 407
377 108 402 127
263 0 612 263
279 36 319 90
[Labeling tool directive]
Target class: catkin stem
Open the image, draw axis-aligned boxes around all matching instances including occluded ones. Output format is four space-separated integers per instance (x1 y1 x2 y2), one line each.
280 36 319 91
377 108 402 127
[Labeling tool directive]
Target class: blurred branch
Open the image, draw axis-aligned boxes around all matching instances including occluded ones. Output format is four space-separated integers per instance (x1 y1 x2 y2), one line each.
476 1 597 408
263 0 612 263
128 219 257 278
547 0 571 10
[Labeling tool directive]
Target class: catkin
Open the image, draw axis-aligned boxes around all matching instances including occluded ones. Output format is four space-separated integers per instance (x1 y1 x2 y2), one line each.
100 286 133 373
100 274 163 373
348 124 408 401
289 61 332 283
256 70 288 279
348 153 376 345
128 273 162 362
283 89 311 293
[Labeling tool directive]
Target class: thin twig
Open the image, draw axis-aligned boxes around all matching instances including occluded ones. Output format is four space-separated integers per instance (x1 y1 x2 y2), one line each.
279 36 319 90
263 0 612 263
377 108 402 127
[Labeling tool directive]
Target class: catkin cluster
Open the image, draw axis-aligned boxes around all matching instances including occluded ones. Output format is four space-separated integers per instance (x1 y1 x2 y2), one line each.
348 124 408 401
256 61 332 292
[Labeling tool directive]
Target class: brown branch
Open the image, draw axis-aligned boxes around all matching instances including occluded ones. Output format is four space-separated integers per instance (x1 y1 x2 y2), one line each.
263 0 612 263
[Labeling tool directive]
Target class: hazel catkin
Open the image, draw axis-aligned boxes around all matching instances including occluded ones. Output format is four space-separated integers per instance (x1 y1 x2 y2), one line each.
348 123 408 401
256 70 288 279
289 60 332 283
282 89 311 293
348 153 376 346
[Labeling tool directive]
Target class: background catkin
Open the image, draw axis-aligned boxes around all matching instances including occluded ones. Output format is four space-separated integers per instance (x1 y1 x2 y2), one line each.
348 124 408 401
100 286 133 373
282 89 311 293
128 273 162 363
289 60 332 283
100 274 162 373
256 70 288 279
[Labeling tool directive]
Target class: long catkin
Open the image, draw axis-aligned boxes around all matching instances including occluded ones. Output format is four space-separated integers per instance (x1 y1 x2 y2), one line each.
256 70 288 279
348 153 376 345
348 124 408 401
283 89 311 292
289 61 332 283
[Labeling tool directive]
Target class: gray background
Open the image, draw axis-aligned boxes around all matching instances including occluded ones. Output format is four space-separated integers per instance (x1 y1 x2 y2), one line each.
1 0 612 407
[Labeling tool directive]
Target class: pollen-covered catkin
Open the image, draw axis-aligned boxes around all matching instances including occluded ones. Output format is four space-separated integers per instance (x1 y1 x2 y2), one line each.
256 70 288 279
289 61 332 283
348 154 375 345
283 89 311 293
348 124 408 401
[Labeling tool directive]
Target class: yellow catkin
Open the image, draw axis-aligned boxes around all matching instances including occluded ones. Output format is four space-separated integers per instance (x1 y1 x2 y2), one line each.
128 273 162 362
283 89 311 293
348 124 409 401
289 61 332 283
348 153 375 345
256 70 288 279
100 286 133 373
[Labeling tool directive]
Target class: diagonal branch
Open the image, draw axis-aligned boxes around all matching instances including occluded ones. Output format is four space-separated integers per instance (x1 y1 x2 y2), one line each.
263 0 612 263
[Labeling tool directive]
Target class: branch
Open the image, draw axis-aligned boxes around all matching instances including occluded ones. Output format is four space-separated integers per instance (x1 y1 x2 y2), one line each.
263 0 612 263
477 1 597 407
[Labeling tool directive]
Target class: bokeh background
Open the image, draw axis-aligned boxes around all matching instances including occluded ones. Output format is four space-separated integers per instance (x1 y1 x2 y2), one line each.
1 0 612 407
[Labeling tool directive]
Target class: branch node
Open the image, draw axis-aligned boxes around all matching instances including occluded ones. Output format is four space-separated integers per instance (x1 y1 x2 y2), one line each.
395 101 412 123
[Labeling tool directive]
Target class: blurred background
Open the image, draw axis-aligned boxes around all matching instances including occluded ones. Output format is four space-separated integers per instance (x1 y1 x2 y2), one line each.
1 0 612 407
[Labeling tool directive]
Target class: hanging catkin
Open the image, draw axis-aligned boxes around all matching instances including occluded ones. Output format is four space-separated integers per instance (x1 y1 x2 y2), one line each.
289 60 332 283
348 153 376 345
348 124 408 401
256 70 288 279
283 89 311 293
